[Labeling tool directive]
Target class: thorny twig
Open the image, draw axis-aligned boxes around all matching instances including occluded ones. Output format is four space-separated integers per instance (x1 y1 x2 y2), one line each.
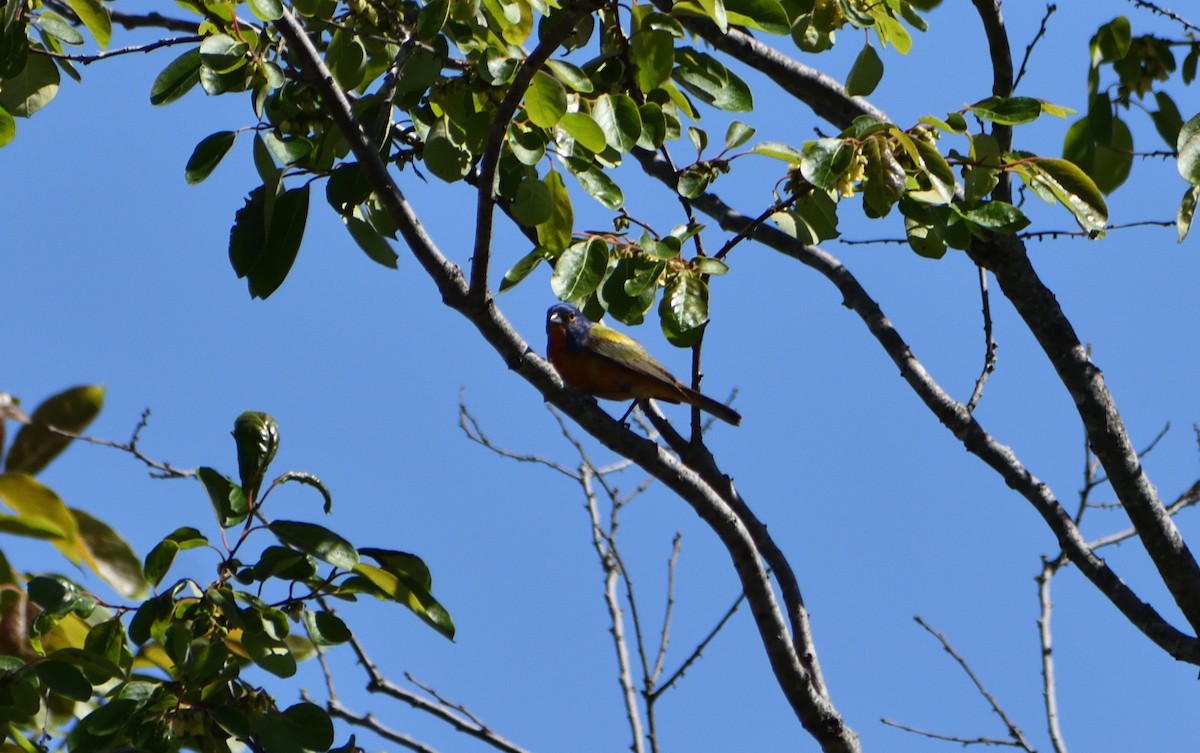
1013 4 1057 91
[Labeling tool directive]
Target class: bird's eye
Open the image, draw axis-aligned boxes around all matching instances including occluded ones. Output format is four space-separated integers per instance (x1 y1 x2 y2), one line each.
568 312 575 320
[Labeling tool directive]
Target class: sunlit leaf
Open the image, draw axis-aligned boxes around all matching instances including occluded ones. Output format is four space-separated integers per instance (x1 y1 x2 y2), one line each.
269 520 359 570
150 48 202 105
1178 184 1199 242
63 0 111 48
526 70 566 128
845 43 883 96
551 237 609 301
966 96 1043 126
0 50 59 117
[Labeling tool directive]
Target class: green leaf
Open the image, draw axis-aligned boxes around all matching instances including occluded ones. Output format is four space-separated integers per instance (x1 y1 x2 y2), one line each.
269 520 359 570
659 274 708 347
913 138 956 203
545 59 593 93
1178 184 1199 242
349 562 455 639
0 104 14 147
1151 92 1184 149
637 102 667 149
592 93 642 153
499 247 548 292
724 121 755 150
282 703 334 751
526 70 566 128
723 0 789 34
32 660 92 702
423 119 472 182
233 410 279 503
861 137 905 218
1022 157 1108 238
962 201 1030 233
5 385 103 475
150 48 202 105
677 163 713 198
536 170 573 253
197 467 248 528
143 539 179 587
261 130 313 166
416 0 450 40
1177 113 1200 185
185 131 237 184
570 162 624 210
1095 16 1131 62
559 111 607 153
248 0 284 20
632 28 674 93
199 34 248 75
845 43 883 96
600 258 656 325
752 141 803 162
305 610 352 646
966 96 1043 126
673 48 753 113
551 237 609 301
344 213 399 268
510 175 554 226
0 50 59 117
241 630 296 678
72 508 147 598
64 0 110 48
327 28 366 90
800 138 854 190
693 257 729 276
36 12 84 46
229 184 310 299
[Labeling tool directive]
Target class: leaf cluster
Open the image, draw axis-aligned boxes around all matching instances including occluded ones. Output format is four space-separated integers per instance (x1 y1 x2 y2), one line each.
0 399 452 753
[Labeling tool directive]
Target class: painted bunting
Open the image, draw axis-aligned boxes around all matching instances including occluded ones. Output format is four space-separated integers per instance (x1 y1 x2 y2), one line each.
545 303 741 426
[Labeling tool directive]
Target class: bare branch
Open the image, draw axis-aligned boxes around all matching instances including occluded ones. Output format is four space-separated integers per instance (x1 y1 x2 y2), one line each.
966 267 998 414
19 408 195 478
35 35 202 64
913 616 1035 752
1126 0 1200 33
650 592 744 700
1013 4 1058 91
881 718 1025 747
1037 557 1070 753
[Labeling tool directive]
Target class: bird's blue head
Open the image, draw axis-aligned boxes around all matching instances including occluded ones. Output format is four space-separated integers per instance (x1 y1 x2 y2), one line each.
546 303 591 352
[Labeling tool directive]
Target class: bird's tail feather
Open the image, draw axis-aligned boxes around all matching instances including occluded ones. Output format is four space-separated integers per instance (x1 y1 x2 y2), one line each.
680 386 741 426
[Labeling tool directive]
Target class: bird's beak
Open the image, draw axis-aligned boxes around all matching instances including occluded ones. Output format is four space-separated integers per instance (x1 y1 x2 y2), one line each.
548 311 564 327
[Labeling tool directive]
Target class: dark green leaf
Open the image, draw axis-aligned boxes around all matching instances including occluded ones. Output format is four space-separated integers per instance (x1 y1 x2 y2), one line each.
327 28 365 90
1151 92 1184 149
1095 16 1131 62
845 43 883 96
724 120 755 150
344 214 399 268
261 130 313 166
199 34 248 74
966 96 1043 126
5 385 103 474
637 102 667 149
251 184 310 298
241 630 296 678
71 508 146 599
282 702 334 751
673 48 752 112
416 0 450 40
143 539 179 588
269 520 359 570
233 411 279 501
600 258 655 325
305 610 352 646
197 466 248 528
32 660 92 702
185 131 237 184
510 175 554 226
861 136 906 217
632 28 674 92
800 138 854 190
423 119 472 182
551 237 609 301
677 164 713 198
499 247 549 292
723 0 789 34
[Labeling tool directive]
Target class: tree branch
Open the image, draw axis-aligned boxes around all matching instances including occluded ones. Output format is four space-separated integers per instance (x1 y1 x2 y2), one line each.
631 147 1200 663
273 11 859 750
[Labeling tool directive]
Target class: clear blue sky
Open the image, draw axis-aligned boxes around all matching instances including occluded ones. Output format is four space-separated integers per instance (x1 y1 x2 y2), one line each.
4 1 1200 750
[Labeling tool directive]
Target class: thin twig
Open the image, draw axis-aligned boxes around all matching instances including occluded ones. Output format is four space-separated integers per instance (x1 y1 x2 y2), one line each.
25 408 194 478
35 35 202 64
1036 556 1070 753
913 615 1035 752
1126 0 1200 33
649 592 744 700
966 266 997 413
1013 4 1057 91
880 718 1024 747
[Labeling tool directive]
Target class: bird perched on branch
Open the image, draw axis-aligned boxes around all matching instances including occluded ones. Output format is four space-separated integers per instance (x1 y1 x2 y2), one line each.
545 303 741 426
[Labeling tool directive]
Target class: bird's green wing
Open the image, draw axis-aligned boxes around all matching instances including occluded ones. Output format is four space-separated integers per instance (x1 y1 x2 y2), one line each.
586 323 679 384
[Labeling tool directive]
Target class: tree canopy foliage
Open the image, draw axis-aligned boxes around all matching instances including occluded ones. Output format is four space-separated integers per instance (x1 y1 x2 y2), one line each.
3 1 1200 752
